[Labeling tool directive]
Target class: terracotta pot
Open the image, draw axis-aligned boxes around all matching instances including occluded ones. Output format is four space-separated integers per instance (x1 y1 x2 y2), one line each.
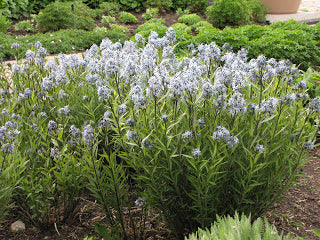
260 0 302 14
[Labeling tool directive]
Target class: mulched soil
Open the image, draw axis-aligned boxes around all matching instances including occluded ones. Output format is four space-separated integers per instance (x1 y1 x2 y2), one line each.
265 148 320 240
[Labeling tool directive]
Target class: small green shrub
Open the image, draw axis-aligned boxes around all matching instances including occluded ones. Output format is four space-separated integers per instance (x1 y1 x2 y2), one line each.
142 8 159 20
171 23 192 34
93 26 108 33
109 23 129 33
0 0 29 19
135 18 167 37
98 2 121 17
118 11 138 23
118 0 145 12
191 20 213 33
173 0 208 13
14 20 34 32
0 12 11 33
101 15 116 24
178 13 201 25
206 0 251 28
176 7 191 16
36 2 96 32
186 212 296 240
247 0 268 23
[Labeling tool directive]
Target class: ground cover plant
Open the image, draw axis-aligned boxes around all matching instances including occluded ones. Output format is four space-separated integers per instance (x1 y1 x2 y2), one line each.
186 212 297 240
0 27 318 239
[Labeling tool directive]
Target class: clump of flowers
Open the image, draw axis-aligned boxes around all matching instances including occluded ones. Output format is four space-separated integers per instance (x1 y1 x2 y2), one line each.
0 27 318 238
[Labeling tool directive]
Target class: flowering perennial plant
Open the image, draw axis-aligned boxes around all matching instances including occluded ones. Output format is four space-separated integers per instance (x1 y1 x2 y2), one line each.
0 28 317 238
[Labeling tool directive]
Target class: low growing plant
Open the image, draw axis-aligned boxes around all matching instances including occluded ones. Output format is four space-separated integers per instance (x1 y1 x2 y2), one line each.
186 212 297 240
118 11 138 23
101 15 116 24
135 18 167 37
142 8 159 21
98 2 121 17
14 20 34 32
178 13 201 26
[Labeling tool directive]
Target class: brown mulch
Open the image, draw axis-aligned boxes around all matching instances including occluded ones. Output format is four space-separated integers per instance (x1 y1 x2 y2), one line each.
265 148 320 240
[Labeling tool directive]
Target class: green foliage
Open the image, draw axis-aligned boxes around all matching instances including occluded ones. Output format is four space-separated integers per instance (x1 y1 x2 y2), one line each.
0 29 109 60
36 1 96 32
101 15 116 24
145 0 172 11
313 229 320 237
0 0 29 19
302 68 320 98
0 12 11 33
142 8 159 20
191 20 213 33
186 212 296 240
118 11 138 23
176 7 190 16
206 0 251 28
105 24 130 43
178 13 201 26
98 2 121 17
172 21 320 70
118 0 145 12
172 0 208 13
247 0 268 23
0 28 316 238
135 18 167 37
14 20 34 32
171 23 192 34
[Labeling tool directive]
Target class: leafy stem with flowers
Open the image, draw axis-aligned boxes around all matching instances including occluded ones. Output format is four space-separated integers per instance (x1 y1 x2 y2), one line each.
0 29 318 239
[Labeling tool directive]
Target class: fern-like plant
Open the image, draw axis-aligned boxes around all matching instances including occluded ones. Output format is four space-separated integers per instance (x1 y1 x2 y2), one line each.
186 212 297 240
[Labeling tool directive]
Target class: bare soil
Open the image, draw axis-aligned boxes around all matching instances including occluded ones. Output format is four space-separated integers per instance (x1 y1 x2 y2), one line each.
265 148 320 240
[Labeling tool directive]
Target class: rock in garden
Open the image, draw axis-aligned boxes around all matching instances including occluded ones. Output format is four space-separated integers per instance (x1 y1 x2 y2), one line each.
10 220 26 232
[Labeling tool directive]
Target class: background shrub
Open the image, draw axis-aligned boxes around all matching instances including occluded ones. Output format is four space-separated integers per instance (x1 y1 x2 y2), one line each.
101 15 116 24
0 12 11 33
97 2 121 17
0 0 29 19
247 0 268 23
206 0 251 28
135 18 167 37
142 7 159 20
178 13 201 26
14 20 34 32
145 0 172 11
36 1 96 32
118 11 138 23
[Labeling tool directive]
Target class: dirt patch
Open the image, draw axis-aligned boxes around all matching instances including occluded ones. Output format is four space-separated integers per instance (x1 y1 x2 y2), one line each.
265 149 320 240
